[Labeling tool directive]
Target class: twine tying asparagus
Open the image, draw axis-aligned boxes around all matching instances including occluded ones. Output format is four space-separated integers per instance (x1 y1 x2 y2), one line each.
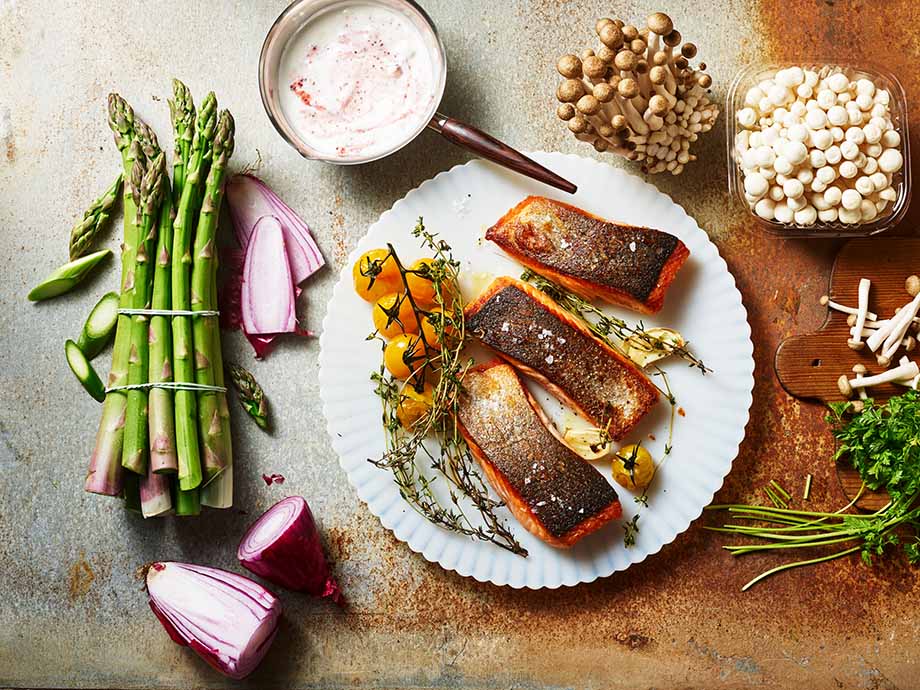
118 308 220 317
106 382 226 394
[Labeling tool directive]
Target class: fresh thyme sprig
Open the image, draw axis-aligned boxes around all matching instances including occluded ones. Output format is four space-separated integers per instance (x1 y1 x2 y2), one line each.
522 269 711 374
623 514 641 547
367 220 526 557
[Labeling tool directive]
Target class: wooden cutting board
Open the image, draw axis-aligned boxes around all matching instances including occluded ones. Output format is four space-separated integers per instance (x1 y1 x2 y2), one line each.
774 237 920 510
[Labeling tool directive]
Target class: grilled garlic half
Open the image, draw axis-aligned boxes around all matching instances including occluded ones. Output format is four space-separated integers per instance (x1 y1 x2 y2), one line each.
563 427 613 460
623 327 685 368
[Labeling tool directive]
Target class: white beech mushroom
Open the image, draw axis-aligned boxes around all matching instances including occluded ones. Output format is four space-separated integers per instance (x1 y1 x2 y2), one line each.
849 326 914 350
837 374 854 399
555 11 718 175
906 274 920 297
852 363 869 400
867 293 920 352
847 278 871 350
848 359 919 390
848 314 920 330
819 294 879 321
893 357 920 389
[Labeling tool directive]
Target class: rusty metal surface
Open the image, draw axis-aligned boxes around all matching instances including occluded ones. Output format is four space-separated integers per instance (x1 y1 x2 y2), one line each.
1 0 919 688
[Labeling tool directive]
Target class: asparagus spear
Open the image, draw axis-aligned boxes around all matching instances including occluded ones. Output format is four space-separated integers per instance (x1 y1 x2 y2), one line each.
200 116 236 508
168 79 195 205
172 92 217 491
123 473 141 513
134 118 161 160
28 249 112 301
65 340 106 402
192 110 235 484
122 152 166 475
140 464 172 518
200 350 232 507
78 291 120 359
148 179 179 474
174 483 200 516
227 363 268 429
85 95 140 497
164 80 196 491
69 174 122 260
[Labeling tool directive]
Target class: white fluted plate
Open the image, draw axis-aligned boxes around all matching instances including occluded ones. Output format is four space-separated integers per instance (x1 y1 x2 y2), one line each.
319 152 753 589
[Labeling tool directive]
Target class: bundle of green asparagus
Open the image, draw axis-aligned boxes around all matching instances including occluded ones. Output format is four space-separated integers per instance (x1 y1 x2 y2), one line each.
84 82 236 517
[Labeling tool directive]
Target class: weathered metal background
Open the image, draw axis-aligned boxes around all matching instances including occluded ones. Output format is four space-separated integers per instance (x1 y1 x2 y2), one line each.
1 0 918 687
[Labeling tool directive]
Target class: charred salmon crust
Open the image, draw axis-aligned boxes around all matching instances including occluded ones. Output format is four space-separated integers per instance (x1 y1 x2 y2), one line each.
457 362 622 547
486 195 689 314
465 277 658 440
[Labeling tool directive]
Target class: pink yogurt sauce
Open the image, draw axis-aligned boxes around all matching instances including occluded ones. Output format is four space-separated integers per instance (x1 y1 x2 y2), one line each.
279 3 438 159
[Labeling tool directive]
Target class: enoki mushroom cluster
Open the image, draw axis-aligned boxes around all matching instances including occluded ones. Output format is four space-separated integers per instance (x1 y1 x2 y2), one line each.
554 12 719 175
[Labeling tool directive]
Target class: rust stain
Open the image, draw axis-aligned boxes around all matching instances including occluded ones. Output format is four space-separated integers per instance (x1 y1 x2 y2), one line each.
67 555 95 601
326 524 355 562
613 630 652 650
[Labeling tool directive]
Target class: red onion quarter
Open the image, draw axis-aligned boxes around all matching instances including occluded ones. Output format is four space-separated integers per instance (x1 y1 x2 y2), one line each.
145 562 281 679
238 496 344 605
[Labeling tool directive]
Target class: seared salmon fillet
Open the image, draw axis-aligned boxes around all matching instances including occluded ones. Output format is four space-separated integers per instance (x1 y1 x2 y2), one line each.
465 277 658 440
458 362 622 547
487 196 689 314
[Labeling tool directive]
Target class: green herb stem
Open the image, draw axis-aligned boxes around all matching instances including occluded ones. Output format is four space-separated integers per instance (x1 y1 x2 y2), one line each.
741 547 863 592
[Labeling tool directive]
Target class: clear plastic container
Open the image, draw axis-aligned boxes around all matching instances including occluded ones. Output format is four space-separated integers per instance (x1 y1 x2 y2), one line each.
726 62 911 238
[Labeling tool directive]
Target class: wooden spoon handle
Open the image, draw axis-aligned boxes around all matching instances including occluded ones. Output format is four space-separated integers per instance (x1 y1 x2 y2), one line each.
430 113 577 194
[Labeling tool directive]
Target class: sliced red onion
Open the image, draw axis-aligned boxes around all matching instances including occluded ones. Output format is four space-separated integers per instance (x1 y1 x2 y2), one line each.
245 332 278 359
238 496 344 605
146 562 281 680
242 216 296 335
245 323 314 359
226 174 325 285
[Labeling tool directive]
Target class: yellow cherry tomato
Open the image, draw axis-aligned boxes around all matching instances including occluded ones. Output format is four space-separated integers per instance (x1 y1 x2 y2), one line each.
353 249 401 302
373 293 420 338
611 444 655 490
396 382 434 429
405 258 440 306
384 333 424 380
420 307 456 349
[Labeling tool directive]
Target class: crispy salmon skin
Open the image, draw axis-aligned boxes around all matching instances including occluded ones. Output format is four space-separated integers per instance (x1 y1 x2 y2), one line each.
457 362 622 547
487 196 689 314
465 277 658 440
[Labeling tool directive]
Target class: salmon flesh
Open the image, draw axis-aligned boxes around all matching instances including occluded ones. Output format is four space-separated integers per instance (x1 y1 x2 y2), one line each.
487 196 689 314
458 362 622 547
465 277 658 440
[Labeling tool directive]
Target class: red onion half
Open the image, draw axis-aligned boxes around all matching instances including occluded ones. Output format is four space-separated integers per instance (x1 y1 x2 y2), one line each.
238 496 344 605
146 562 282 679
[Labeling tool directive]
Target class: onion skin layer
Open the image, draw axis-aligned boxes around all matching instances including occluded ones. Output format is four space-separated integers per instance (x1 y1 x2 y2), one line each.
238 496 345 605
146 561 282 680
